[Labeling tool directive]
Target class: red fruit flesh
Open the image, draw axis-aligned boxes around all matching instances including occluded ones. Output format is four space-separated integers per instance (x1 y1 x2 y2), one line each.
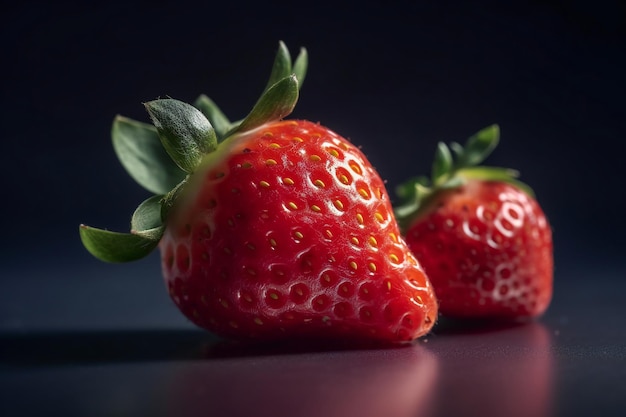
159 120 437 342
404 180 552 319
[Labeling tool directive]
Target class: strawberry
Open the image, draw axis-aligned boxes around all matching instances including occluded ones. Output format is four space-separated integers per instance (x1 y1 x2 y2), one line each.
395 125 553 320
79 42 437 343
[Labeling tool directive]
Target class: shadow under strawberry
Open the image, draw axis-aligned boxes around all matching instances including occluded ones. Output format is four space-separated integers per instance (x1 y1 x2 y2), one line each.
431 316 543 336
0 330 217 368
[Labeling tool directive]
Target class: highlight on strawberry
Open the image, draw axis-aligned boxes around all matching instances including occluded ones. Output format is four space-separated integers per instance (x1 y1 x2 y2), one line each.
394 125 553 320
80 42 438 343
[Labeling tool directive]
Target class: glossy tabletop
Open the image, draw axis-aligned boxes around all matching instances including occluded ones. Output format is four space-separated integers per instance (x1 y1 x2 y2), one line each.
1 261 625 417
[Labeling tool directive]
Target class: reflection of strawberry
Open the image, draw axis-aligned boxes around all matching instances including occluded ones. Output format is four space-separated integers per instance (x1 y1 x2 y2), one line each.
433 322 554 417
80 42 437 342
395 125 553 319
163 345 438 417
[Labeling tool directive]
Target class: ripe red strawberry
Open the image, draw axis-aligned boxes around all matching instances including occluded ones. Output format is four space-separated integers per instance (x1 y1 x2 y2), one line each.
395 125 553 320
80 42 437 343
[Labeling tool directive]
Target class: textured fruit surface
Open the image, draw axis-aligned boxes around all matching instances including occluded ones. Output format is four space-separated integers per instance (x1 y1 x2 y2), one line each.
160 120 437 341
404 179 552 319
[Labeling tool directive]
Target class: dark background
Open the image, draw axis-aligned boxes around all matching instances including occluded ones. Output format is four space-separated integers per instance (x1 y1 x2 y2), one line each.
1 0 625 330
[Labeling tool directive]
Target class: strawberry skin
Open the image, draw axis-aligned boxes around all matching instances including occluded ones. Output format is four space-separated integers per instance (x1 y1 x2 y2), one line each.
403 179 552 319
160 119 437 342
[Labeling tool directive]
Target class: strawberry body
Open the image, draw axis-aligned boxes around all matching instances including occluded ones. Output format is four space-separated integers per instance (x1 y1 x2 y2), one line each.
80 42 438 343
404 179 552 319
395 125 553 320
160 120 437 341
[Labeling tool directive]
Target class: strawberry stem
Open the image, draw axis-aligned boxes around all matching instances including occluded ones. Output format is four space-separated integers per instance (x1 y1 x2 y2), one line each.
80 41 309 263
394 124 534 233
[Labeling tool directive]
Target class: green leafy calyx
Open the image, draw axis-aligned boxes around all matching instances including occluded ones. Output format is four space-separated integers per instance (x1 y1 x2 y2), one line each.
80 41 308 263
394 124 534 232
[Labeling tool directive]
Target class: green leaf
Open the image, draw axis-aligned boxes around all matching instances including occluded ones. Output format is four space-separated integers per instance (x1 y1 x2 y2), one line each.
292 47 308 88
144 99 218 173
394 177 434 232
194 94 232 140
450 141 464 162
459 124 500 167
432 142 453 185
228 75 299 135
263 41 292 92
131 195 164 233
112 116 187 195
396 176 429 200
459 166 535 197
79 225 159 263
160 177 188 221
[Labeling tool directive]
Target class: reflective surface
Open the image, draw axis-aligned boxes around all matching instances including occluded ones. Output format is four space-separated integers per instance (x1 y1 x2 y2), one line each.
1 263 625 417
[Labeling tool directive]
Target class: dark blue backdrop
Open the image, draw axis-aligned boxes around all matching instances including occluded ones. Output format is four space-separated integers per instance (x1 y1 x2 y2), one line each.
2 1 624 296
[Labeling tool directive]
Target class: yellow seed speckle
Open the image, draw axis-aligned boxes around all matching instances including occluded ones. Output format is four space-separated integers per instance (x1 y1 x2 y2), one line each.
288 202 298 210
243 294 253 303
350 163 362 174
263 131 274 137
229 321 239 329
269 238 277 248
241 162 253 169
325 229 333 239
368 236 378 247
310 155 322 162
328 148 340 157
368 262 377 272
386 281 392 290
339 175 349 184
224 247 233 255
390 254 400 263
349 261 358 270
265 159 277 166
389 232 398 243
246 268 257 276
293 136 303 142
358 188 370 198
247 243 256 250
220 299 229 308
269 292 279 300
311 204 322 212
259 180 270 188
254 317 264 325
268 142 280 149
294 231 304 240
333 200 345 210
322 273 331 283
283 177 295 186
313 179 326 188
375 212 385 222
356 213 364 225
350 237 359 245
